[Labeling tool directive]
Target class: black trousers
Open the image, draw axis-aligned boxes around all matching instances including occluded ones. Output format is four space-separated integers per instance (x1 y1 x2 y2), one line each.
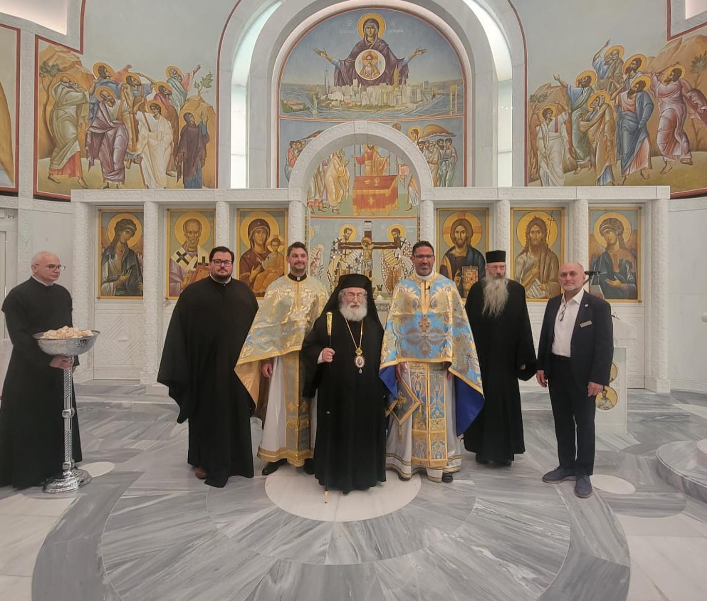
547 354 596 476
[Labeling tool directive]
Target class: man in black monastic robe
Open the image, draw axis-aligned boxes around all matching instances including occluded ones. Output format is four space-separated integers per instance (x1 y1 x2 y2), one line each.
302 274 388 494
464 250 537 466
158 246 258 488
0 252 82 489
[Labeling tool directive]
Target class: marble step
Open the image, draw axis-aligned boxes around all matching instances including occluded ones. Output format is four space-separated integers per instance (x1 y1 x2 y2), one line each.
656 440 707 503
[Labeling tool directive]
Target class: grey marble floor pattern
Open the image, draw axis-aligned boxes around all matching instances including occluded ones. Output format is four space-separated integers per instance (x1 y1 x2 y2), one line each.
1 384 707 600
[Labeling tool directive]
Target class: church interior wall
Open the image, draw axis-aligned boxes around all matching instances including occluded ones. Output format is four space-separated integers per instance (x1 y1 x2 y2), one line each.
0 1 705 392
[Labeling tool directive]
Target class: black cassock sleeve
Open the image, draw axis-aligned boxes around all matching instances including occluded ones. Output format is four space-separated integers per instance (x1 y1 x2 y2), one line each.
301 316 326 398
515 295 537 382
157 300 192 423
2 291 54 366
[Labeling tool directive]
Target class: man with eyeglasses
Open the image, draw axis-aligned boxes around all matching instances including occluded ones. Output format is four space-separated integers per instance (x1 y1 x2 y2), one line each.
236 242 327 476
0 252 83 488
158 246 259 488
380 241 484 483
536 262 613 498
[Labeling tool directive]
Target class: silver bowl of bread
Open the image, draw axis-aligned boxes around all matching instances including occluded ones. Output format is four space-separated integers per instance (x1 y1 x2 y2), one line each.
33 327 100 356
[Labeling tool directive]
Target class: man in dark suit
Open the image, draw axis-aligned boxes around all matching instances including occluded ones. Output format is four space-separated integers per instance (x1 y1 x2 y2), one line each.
536 262 613 498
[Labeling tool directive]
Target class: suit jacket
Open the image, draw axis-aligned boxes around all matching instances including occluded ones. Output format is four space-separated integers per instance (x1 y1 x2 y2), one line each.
537 291 614 387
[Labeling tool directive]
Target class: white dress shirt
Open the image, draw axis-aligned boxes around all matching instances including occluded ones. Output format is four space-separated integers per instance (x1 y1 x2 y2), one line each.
551 288 584 357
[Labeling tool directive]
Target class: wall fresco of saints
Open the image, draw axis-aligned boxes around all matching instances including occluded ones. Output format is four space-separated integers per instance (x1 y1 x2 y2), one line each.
35 39 215 200
279 9 466 192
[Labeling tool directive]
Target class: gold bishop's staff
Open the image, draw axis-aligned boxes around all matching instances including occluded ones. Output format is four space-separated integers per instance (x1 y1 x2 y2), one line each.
324 311 333 503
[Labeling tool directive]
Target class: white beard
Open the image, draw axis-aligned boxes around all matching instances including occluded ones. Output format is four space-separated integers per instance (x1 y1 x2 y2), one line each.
482 276 509 318
339 300 367 322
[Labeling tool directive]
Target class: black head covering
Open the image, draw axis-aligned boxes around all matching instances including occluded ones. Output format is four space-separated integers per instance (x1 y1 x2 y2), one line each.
322 274 380 323
486 250 506 263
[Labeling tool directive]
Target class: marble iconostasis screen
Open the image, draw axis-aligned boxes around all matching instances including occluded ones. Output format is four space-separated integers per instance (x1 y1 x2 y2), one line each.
0 24 19 193
279 8 466 193
35 38 216 200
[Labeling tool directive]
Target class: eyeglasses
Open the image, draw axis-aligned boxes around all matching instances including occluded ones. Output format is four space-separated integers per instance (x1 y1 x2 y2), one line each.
413 254 434 260
34 264 66 271
211 259 233 266
344 291 367 300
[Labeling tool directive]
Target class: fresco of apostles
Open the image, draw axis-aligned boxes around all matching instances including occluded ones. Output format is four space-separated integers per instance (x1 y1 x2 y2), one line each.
588 209 640 302
0 25 18 191
237 210 287 298
511 209 564 301
527 35 707 195
279 8 465 187
36 41 215 199
309 220 416 297
98 210 144 299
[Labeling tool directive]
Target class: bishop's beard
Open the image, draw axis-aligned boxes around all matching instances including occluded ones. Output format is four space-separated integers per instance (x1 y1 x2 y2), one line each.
482 275 509 318
339 300 367 322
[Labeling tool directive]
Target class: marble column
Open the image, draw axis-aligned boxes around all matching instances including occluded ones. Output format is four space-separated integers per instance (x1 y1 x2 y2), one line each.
494 198 511 255
289 200 306 243
648 196 669 392
570 197 589 267
72 201 93 381
419 200 434 246
141 201 160 384
215 200 230 247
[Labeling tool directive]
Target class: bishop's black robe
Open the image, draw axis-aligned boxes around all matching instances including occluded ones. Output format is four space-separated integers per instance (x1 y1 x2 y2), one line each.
463 280 537 463
0 278 82 489
158 277 258 487
302 311 387 494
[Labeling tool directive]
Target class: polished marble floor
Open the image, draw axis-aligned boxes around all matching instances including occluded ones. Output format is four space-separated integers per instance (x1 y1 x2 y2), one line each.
1 382 707 600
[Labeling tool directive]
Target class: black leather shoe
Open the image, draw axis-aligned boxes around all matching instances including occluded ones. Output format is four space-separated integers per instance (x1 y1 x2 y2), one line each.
303 459 315 475
262 460 284 476
441 472 453 483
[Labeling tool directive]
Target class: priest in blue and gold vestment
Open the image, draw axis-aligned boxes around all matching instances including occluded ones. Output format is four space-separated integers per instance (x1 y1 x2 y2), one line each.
236 242 327 475
380 241 484 483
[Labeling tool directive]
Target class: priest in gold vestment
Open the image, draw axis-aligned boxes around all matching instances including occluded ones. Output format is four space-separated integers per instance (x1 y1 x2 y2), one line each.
236 243 327 475
381 241 484 483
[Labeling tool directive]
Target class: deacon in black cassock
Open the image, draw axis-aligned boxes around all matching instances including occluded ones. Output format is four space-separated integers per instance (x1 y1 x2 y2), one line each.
302 274 388 494
0 252 82 489
464 250 537 465
158 246 258 488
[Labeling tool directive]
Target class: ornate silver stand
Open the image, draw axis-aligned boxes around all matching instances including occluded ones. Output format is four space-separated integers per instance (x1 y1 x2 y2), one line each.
33 331 100 494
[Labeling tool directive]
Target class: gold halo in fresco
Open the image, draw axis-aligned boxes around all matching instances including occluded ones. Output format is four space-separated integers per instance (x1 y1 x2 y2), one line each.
387 224 406 241
663 63 685 83
442 212 482 249
516 211 559 248
92 62 115 78
624 54 647 73
106 213 143 249
239 212 280 249
593 212 632 246
609 362 618 383
154 81 173 94
268 234 285 252
166 65 182 78
539 104 557 119
596 386 618 411
576 70 597 87
631 75 651 90
604 44 624 58
174 212 211 246
357 13 386 38
95 86 117 103
407 126 422 141
588 90 610 107
338 224 357 241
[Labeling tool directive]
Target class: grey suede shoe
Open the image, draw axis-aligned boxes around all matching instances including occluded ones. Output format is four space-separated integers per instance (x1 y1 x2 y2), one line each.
574 475 593 498
542 467 576 483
